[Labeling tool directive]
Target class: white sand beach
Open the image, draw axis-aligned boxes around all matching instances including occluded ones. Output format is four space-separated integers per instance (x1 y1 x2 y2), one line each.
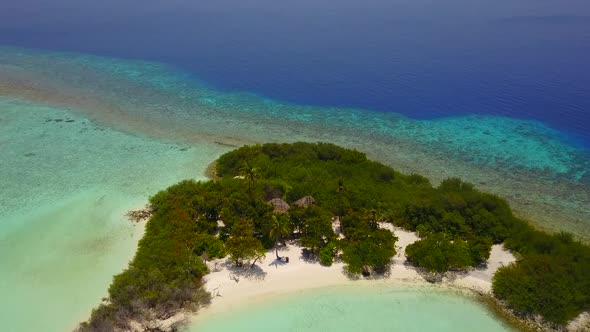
196 226 516 320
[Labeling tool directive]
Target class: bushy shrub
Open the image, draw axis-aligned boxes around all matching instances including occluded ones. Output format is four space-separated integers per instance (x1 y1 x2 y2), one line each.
405 233 490 272
319 242 336 266
493 255 589 324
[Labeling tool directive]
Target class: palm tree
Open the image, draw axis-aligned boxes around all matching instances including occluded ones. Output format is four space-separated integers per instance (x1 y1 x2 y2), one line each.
240 162 258 195
361 208 380 230
269 215 290 260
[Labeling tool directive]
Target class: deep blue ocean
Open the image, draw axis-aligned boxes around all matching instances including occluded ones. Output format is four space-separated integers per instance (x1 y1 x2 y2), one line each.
1 2 590 331
2 0 589 147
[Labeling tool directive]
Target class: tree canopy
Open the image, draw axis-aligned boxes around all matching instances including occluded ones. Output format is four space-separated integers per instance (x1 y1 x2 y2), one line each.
78 142 590 330
225 219 266 267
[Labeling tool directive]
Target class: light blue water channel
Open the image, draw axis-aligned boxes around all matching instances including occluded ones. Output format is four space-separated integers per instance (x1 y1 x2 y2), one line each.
190 286 513 332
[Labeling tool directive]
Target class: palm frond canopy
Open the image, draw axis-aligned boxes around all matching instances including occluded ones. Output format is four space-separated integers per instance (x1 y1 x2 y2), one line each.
294 196 315 208
267 198 290 213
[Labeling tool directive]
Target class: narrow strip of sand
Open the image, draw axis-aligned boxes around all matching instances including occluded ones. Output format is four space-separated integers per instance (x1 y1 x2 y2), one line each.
195 227 516 321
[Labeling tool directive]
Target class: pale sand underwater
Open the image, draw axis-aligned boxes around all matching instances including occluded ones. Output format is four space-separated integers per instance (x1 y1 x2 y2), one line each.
1 47 588 240
1 48 589 331
0 99 227 331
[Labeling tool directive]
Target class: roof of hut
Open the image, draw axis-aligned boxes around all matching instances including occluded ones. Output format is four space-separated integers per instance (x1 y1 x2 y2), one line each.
294 196 315 208
267 198 290 213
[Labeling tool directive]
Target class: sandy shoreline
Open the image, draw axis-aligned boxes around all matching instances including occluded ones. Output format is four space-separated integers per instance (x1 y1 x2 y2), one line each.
192 227 516 323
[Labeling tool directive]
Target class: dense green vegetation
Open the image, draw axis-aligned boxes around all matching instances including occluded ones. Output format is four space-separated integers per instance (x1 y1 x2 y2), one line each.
77 180 216 331
493 230 590 325
225 219 266 267
406 234 491 273
341 222 397 274
78 142 590 330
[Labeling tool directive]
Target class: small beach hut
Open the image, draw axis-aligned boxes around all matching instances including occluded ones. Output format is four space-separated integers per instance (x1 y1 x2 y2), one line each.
268 198 290 213
294 196 315 208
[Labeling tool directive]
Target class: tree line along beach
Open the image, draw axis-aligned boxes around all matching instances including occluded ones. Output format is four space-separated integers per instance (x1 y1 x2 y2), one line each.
77 142 590 332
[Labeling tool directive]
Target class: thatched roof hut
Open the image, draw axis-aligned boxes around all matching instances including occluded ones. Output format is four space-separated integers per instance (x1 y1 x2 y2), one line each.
294 196 315 208
268 198 290 213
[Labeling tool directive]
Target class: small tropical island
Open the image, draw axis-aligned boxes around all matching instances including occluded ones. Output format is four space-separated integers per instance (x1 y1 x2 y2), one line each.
77 142 590 332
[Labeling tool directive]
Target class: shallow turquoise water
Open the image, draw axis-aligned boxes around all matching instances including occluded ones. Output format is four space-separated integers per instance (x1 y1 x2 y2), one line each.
0 98 227 331
1 47 588 237
0 47 588 331
190 286 512 332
